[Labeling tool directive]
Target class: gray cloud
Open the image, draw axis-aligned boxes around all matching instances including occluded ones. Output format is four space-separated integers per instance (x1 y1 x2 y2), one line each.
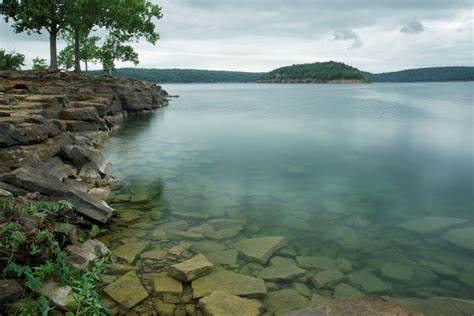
0 0 472 72
401 20 425 34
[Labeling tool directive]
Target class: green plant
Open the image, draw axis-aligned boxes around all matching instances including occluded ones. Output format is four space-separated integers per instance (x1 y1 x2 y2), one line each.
32 57 48 70
89 224 101 238
0 49 25 70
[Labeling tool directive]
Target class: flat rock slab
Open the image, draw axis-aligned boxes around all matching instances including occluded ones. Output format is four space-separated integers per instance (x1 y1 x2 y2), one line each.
113 241 149 264
381 262 414 282
153 276 183 295
234 236 286 264
168 254 213 282
296 256 337 270
287 297 422 316
141 247 168 260
258 257 305 281
347 269 392 294
0 279 23 304
104 271 148 310
206 249 238 266
189 240 227 253
442 227 474 250
263 289 310 314
174 231 205 240
199 291 263 316
398 216 468 234
192 269 267 298
312 269 345 289
172 210 212 220
65 239 109 271
418 260 458 276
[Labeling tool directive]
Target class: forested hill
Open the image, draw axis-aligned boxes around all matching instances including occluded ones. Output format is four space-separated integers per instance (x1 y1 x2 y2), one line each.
258 61 369 83
368 66 474 82
90 68 264 83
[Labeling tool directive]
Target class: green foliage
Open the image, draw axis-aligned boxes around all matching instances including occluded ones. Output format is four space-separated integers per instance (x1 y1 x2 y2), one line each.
32 57 48 70
90 68 265 83
368 66 474 82
260 61 369 83
59 45 75 71
59 31 101 71
99 33 139 74
89 224 101 238
0 49 25 71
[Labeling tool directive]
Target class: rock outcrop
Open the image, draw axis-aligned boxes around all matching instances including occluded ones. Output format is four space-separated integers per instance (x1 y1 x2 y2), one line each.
0 70 169 223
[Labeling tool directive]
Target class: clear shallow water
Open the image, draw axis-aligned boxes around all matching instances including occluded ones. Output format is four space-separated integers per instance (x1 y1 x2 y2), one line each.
102 83 474 312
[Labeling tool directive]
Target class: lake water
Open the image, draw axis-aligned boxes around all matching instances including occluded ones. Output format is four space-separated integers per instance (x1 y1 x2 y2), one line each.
102 83 474 314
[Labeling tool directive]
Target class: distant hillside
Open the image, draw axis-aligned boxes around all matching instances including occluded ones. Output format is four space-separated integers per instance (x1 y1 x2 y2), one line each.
259 61 369 83
368 66 474 82
90 68 264 83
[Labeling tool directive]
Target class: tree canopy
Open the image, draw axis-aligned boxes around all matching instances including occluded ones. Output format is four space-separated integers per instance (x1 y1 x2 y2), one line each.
0 49 25 71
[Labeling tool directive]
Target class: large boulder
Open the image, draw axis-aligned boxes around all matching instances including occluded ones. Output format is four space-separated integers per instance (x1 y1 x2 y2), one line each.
1 166 67 196
60 107 101 121
199 291 263 316
35 282 77 311
62 145 110 175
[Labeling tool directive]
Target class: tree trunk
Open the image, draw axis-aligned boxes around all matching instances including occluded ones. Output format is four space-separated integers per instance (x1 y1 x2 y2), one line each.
74 27 81 73
108 67 112 76
49 26 58 71
85 60 88 72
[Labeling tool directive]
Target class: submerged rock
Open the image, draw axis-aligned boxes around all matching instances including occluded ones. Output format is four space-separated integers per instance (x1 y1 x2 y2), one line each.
287 297 422 316
312 269 345 289
394 296 474 316
192 269 267 298
258 257 305 281
234 236 286 264
418 260 458 276
296 256 336 270
168 254 213 282
398 216 468 234
206 249 238 266
104 271 149 310
380 262 414 282
152 276 183 295
199 291 263 316
263 289 309 314
333 283 365 299
347 269 392 294
442 227 474 250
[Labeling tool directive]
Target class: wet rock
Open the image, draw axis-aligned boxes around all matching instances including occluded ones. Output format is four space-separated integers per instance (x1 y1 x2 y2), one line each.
312 269 345 289
168 245 187 257
131 192 149 202
112 241 149 264
199 291 263 316
287 297 422 316
0 279 22 304
157 220 189 234
156 302 176 315
296 256 336 270
347 269 392 294
418 260 458 276
104 271 149 310
234 236 286 264
105 263 139 275
168 254 213 282
206 249 238 266
333 283 365 299
336 258 353 273
258 257 305 281
35 282 77 311
65 239 109 271
192 269 267 298
442 227 474 250
325 226 363 250
189 240 227 253
293 282 312 298
67 188 114 223
398 216 468 234
172 210 212 220
263 289 309 314
380 262 414 282
153 276 183 295
189 219 244 240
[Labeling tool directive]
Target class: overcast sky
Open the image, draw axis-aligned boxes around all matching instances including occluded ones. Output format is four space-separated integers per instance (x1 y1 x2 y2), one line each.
1 0 472 72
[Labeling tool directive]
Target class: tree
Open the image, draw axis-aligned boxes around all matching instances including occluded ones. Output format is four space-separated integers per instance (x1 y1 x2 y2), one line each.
98 33 139 76
60 31 100 72
32 57 48 70
0 49 25 71
58 45 74 71
0 0 69 70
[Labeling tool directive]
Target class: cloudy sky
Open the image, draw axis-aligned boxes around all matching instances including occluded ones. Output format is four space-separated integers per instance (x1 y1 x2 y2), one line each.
1 0 472 72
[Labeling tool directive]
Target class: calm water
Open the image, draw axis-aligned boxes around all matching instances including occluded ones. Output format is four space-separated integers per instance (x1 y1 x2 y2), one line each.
103 83 474 312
